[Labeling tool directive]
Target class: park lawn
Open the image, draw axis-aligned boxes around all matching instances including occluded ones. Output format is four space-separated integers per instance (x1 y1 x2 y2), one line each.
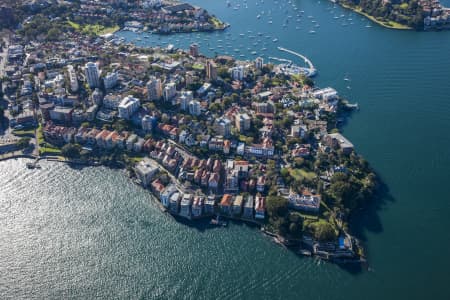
238 134 247 142
67 20 119 36
339 3 412 30
83 24 120 35
12 129 35 136
67 20 81 30
290 211 318 221
39 137 61 155
192 63 204 70
305 218 339 234
40 147 61 156
291 74 303 82
381 20 411 30
37 124 45 145
288 168 316 181
128 153 145 164
210 16 225 29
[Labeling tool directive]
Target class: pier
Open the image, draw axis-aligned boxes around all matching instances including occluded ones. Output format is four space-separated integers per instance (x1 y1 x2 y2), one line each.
269 47 317 77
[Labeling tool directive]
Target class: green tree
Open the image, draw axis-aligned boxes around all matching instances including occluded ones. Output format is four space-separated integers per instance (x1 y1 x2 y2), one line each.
16 137 31 149
222 96 233 109
47 27 61 41
209 102 221 113
217 67 230 79
113 119 130 132
289 222 300 236
280 168 289 178
266 196 289 219
61 143 82 158
312 221 336 241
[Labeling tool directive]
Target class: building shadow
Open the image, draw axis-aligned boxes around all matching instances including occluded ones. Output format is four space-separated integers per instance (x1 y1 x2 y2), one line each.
171 215 217 232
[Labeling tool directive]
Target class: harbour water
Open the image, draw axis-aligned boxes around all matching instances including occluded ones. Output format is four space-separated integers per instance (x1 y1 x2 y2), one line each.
2 0 450 299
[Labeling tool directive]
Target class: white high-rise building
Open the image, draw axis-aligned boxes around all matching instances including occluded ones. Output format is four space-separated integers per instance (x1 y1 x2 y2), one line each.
118 96 140 120
91 88 103 105
236 113 251 132
85 62 100 88
163 82 177 102
103 72 118 90
141 115 154 132
255 57 264 70
230 65 246 81
215 117 232 137
179 90 193 111
188 100 201 116
206 60 217 81
189 43 199 57
147 76 162 101
67 65 79 92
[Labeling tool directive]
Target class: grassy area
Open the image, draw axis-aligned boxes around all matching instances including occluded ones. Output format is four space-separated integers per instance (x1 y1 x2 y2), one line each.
37 124 61 155
40 145 61 156
12 129 35 136
288 168 316 181
192 63 204 70
67 20 120 36
128 153 145 164
304 218 339 238
290 211 318 221
37 124 44 145
381 21 411 30
67 20 81 30
84 24 120 35
340 3 412 30
291 74 303 82
238 135 247 142
210 16 226 29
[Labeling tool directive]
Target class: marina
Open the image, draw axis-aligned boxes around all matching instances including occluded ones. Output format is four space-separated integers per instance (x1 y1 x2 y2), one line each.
268 47 317 77
114 0 371 68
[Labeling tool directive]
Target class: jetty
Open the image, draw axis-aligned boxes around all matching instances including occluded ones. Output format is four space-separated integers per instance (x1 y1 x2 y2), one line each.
26 158 41 169
270 47 318 77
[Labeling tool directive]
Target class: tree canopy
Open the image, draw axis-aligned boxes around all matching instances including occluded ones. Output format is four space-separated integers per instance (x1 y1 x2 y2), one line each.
16 137 30 149
61 143 82 158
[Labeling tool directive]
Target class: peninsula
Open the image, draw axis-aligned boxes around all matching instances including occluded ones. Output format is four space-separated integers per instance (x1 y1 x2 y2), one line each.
336 0 450 30
0 2 378 264
0 0 228 36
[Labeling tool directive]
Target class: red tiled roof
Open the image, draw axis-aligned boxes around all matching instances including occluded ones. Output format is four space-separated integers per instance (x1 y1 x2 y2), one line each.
220 194 233 206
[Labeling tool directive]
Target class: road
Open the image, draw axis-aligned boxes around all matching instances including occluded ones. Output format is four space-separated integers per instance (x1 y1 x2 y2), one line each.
0 150 24 160
0 32 9 78
32 125 39 156
167 139 195 160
